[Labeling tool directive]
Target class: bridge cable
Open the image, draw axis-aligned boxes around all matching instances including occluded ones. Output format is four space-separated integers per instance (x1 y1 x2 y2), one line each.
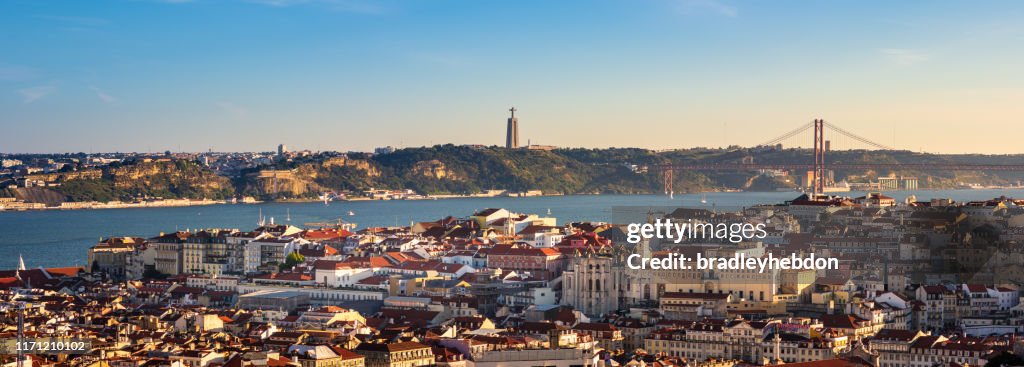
823 122 893 150
758 121 815 147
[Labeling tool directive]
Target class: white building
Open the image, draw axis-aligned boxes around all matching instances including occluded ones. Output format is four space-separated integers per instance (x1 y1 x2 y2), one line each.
186 274 240 291
238 283 385 305
244 237 308 273
313 260 376 287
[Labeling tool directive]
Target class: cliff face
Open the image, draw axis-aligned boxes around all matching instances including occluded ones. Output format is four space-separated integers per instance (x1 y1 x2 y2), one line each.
410 160 457 180
51 160 233 202
321 157 380 177
246 169 314 197
107 160 231 194
241 156 384 198
25 170 104 182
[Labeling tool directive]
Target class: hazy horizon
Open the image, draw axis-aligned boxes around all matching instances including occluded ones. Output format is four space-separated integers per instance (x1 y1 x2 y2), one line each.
9 144 1024 157
3 0 1023 154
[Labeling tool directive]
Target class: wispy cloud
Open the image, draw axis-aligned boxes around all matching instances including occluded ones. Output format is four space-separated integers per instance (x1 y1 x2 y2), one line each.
672 0 737 17
91 86 118 104
878 48 929 66
18 85 57 104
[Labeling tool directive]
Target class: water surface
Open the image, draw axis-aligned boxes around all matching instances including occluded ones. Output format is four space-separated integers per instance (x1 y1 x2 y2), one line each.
2 189 1022 269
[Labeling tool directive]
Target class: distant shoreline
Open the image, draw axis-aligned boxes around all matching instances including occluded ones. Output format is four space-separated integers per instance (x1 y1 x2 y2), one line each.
0 198 229 212
0 191 562 212
4 186 1024 213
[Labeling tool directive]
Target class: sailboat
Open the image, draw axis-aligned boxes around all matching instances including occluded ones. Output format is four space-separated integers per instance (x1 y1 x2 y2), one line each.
286 208 291 222
669 191 674 199
701 193 707 204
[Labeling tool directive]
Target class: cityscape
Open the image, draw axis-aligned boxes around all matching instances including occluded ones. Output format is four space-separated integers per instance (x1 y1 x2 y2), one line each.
6 192 1024 367
5 1 1024 366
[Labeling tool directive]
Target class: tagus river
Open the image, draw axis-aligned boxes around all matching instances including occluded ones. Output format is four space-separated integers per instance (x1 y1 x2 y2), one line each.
2 189 1024 269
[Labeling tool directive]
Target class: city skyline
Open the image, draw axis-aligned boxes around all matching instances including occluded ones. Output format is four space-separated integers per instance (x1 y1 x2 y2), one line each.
2 0 1024 154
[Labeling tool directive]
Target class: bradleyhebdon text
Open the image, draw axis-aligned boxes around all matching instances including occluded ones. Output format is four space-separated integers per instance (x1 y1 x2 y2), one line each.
626 252 839 273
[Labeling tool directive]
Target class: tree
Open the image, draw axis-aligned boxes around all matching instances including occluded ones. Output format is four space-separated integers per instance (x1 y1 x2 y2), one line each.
281 251 306 270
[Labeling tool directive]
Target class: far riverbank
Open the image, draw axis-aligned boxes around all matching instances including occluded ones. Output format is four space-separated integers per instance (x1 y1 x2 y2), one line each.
4 188 1024 269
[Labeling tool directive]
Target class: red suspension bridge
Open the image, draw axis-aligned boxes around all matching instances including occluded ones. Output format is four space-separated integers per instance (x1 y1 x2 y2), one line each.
657 119 1024 196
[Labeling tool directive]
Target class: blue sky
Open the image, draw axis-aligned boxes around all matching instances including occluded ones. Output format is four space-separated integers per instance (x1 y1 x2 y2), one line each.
2 0 1022 153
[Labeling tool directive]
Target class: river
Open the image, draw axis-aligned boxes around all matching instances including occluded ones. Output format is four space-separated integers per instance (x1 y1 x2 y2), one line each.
2 188 1023 269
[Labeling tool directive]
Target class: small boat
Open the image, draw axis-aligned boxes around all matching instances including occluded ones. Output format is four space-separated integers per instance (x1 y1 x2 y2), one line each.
348 211 355 216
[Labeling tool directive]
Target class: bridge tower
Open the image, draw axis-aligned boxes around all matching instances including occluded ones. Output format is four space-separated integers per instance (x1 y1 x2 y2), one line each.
813 119 826 195
663 169 673 196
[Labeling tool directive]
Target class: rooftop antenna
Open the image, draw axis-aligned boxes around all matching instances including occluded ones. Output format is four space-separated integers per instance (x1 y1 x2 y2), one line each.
16 301 25 367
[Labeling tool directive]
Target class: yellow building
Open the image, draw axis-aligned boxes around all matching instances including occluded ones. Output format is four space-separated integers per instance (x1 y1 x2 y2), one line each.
88 237 143 279
289 345 365 367
355 341 434 367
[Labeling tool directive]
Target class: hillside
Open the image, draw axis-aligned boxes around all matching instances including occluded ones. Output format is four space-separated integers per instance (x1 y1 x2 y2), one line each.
4 159 234 203
237 145 683 198
6 146 1024 204
237 145 1024 199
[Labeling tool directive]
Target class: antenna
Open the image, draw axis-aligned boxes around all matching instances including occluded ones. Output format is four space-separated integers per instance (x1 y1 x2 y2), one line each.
13 301 26 367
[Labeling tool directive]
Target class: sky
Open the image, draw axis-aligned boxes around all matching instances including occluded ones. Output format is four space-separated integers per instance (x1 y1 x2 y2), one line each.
1 0 1023 154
